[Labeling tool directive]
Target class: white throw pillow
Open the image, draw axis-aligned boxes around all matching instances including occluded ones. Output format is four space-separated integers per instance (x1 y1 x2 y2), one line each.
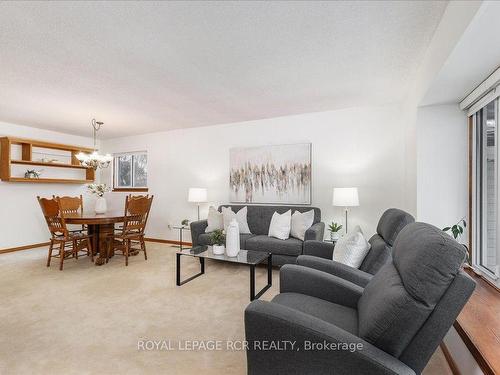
333 225 371 268
290 209 315 241
205 206 224 233
268 210 292 240
222 206 251 234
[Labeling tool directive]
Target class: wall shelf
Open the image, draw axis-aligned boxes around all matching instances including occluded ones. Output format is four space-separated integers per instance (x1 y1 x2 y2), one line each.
11 160 88 169
0 137 95 184
6 178 94 184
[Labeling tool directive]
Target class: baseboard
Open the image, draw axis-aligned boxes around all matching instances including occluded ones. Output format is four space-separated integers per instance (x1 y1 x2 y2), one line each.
0 242 50 254
144 237 192 247
440 342 461 375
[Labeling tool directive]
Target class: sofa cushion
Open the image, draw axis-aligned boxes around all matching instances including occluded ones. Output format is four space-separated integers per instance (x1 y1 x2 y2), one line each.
376 208 415 246
245 235 303 256
272 292 358 335
198 233 255 249
219 205 321 235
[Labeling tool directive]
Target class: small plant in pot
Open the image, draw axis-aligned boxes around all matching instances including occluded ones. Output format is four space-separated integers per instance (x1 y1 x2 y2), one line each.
209 229 226 255
181 219 189 227
443 218 471 265
328 222 343 241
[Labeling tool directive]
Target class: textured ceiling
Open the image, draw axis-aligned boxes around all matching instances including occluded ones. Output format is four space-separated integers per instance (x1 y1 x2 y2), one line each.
0 1 447 138
421 2 500 106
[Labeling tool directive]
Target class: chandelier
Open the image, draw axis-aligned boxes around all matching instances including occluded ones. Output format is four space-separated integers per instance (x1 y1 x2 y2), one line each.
76 119 113 170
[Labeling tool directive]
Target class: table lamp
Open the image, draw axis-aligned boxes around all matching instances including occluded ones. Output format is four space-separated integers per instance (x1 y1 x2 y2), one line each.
332 187 359 233
188 188 207 220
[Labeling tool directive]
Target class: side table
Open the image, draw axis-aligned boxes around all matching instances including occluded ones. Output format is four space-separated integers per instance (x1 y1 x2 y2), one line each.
172 226 190 250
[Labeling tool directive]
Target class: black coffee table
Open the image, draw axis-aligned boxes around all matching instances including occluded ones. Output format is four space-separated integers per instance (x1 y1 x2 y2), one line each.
176 246 272 301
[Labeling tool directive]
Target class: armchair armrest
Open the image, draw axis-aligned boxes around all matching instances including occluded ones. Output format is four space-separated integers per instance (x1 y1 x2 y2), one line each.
304 222 325 241
297 255 373 288
189 220 208 247
245 300 416 375
280 264 363 308
303 240 333 259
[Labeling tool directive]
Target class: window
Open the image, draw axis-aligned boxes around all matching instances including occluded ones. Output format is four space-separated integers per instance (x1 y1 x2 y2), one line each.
472 98 500 282
113 151 148 190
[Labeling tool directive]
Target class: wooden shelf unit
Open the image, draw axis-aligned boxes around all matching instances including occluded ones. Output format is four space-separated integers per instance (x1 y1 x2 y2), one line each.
0 137 95 184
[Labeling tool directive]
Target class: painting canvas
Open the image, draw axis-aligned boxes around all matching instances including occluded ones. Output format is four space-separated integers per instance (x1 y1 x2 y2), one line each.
229 143 311 204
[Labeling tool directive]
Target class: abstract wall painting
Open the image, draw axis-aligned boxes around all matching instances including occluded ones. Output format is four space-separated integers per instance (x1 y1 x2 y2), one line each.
229 143 311 204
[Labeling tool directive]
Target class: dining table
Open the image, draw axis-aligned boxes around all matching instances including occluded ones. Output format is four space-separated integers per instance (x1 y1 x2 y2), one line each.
64 210 127 265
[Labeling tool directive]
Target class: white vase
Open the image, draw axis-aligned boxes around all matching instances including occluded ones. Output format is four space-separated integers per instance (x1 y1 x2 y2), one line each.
226 219 240 257
213 245 225 255
95 196 107 214
330 232 340 241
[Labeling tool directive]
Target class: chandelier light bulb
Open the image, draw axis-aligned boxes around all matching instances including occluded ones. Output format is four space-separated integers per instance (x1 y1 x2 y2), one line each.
77 119 112 170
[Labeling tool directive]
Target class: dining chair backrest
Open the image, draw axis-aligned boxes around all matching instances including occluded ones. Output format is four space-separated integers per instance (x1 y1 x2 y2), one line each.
122 195 154 235
55 195 83 215
37 196 68 238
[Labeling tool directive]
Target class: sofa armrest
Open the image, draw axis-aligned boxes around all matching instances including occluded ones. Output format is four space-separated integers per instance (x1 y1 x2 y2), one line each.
304 222 325 241
245 300 416 375
280 264 363 308
189 220 208 247
297 255 373 288
303 240 333 259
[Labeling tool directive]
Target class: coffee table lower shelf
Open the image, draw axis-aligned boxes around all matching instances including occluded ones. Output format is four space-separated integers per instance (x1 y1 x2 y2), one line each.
176 247 272 301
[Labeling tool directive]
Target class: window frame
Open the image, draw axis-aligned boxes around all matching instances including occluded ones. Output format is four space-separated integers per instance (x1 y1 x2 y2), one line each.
470 101 500 287
112 151 148 192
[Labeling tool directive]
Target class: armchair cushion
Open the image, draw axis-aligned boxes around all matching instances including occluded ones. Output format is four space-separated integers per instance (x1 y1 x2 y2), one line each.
376 208 415 246
297 255 372 287
272 292 358 334
359 234 392 274
393 222 467 306
358 263 432 357
245 300 416 375
280 265 363 308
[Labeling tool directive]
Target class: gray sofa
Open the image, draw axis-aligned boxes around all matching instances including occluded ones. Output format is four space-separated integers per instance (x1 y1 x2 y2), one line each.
245 222 475 375
299 208 415 287
190 205 325 266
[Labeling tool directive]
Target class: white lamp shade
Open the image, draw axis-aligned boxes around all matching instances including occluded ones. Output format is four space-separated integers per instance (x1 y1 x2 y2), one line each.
333 187 359 207
188 188 208 203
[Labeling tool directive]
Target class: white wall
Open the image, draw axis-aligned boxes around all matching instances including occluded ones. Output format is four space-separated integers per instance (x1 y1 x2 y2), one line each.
0 122 94 249
416 104 468 231
101 106 412 242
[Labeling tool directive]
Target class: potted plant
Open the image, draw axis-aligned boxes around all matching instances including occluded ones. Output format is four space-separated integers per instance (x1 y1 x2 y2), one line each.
87 183 111 214
443 218 471 265
181 219 189 227
209 229 226 255
328 222 343 241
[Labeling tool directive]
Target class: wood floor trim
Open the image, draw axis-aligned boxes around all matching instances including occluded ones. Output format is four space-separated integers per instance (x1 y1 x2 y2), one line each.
0 242 50 254
440 343 461 375
144 238 192 247
1 238 191 255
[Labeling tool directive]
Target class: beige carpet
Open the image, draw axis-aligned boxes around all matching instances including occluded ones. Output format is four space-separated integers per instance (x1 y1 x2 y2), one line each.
0 243 452 375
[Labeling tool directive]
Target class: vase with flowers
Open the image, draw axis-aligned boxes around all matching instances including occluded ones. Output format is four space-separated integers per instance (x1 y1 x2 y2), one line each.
87 183 111 214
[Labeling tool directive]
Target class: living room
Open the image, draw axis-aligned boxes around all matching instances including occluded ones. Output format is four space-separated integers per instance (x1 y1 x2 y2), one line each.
0 1 499 375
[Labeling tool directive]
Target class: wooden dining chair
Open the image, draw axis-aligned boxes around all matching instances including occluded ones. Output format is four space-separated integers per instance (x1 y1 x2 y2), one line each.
106 195 153 266
37 196 94 270
54 195 86 233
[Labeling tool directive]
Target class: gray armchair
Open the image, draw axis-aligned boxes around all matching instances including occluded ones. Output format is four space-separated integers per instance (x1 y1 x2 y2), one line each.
299 208 415 287
245 222 475 375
